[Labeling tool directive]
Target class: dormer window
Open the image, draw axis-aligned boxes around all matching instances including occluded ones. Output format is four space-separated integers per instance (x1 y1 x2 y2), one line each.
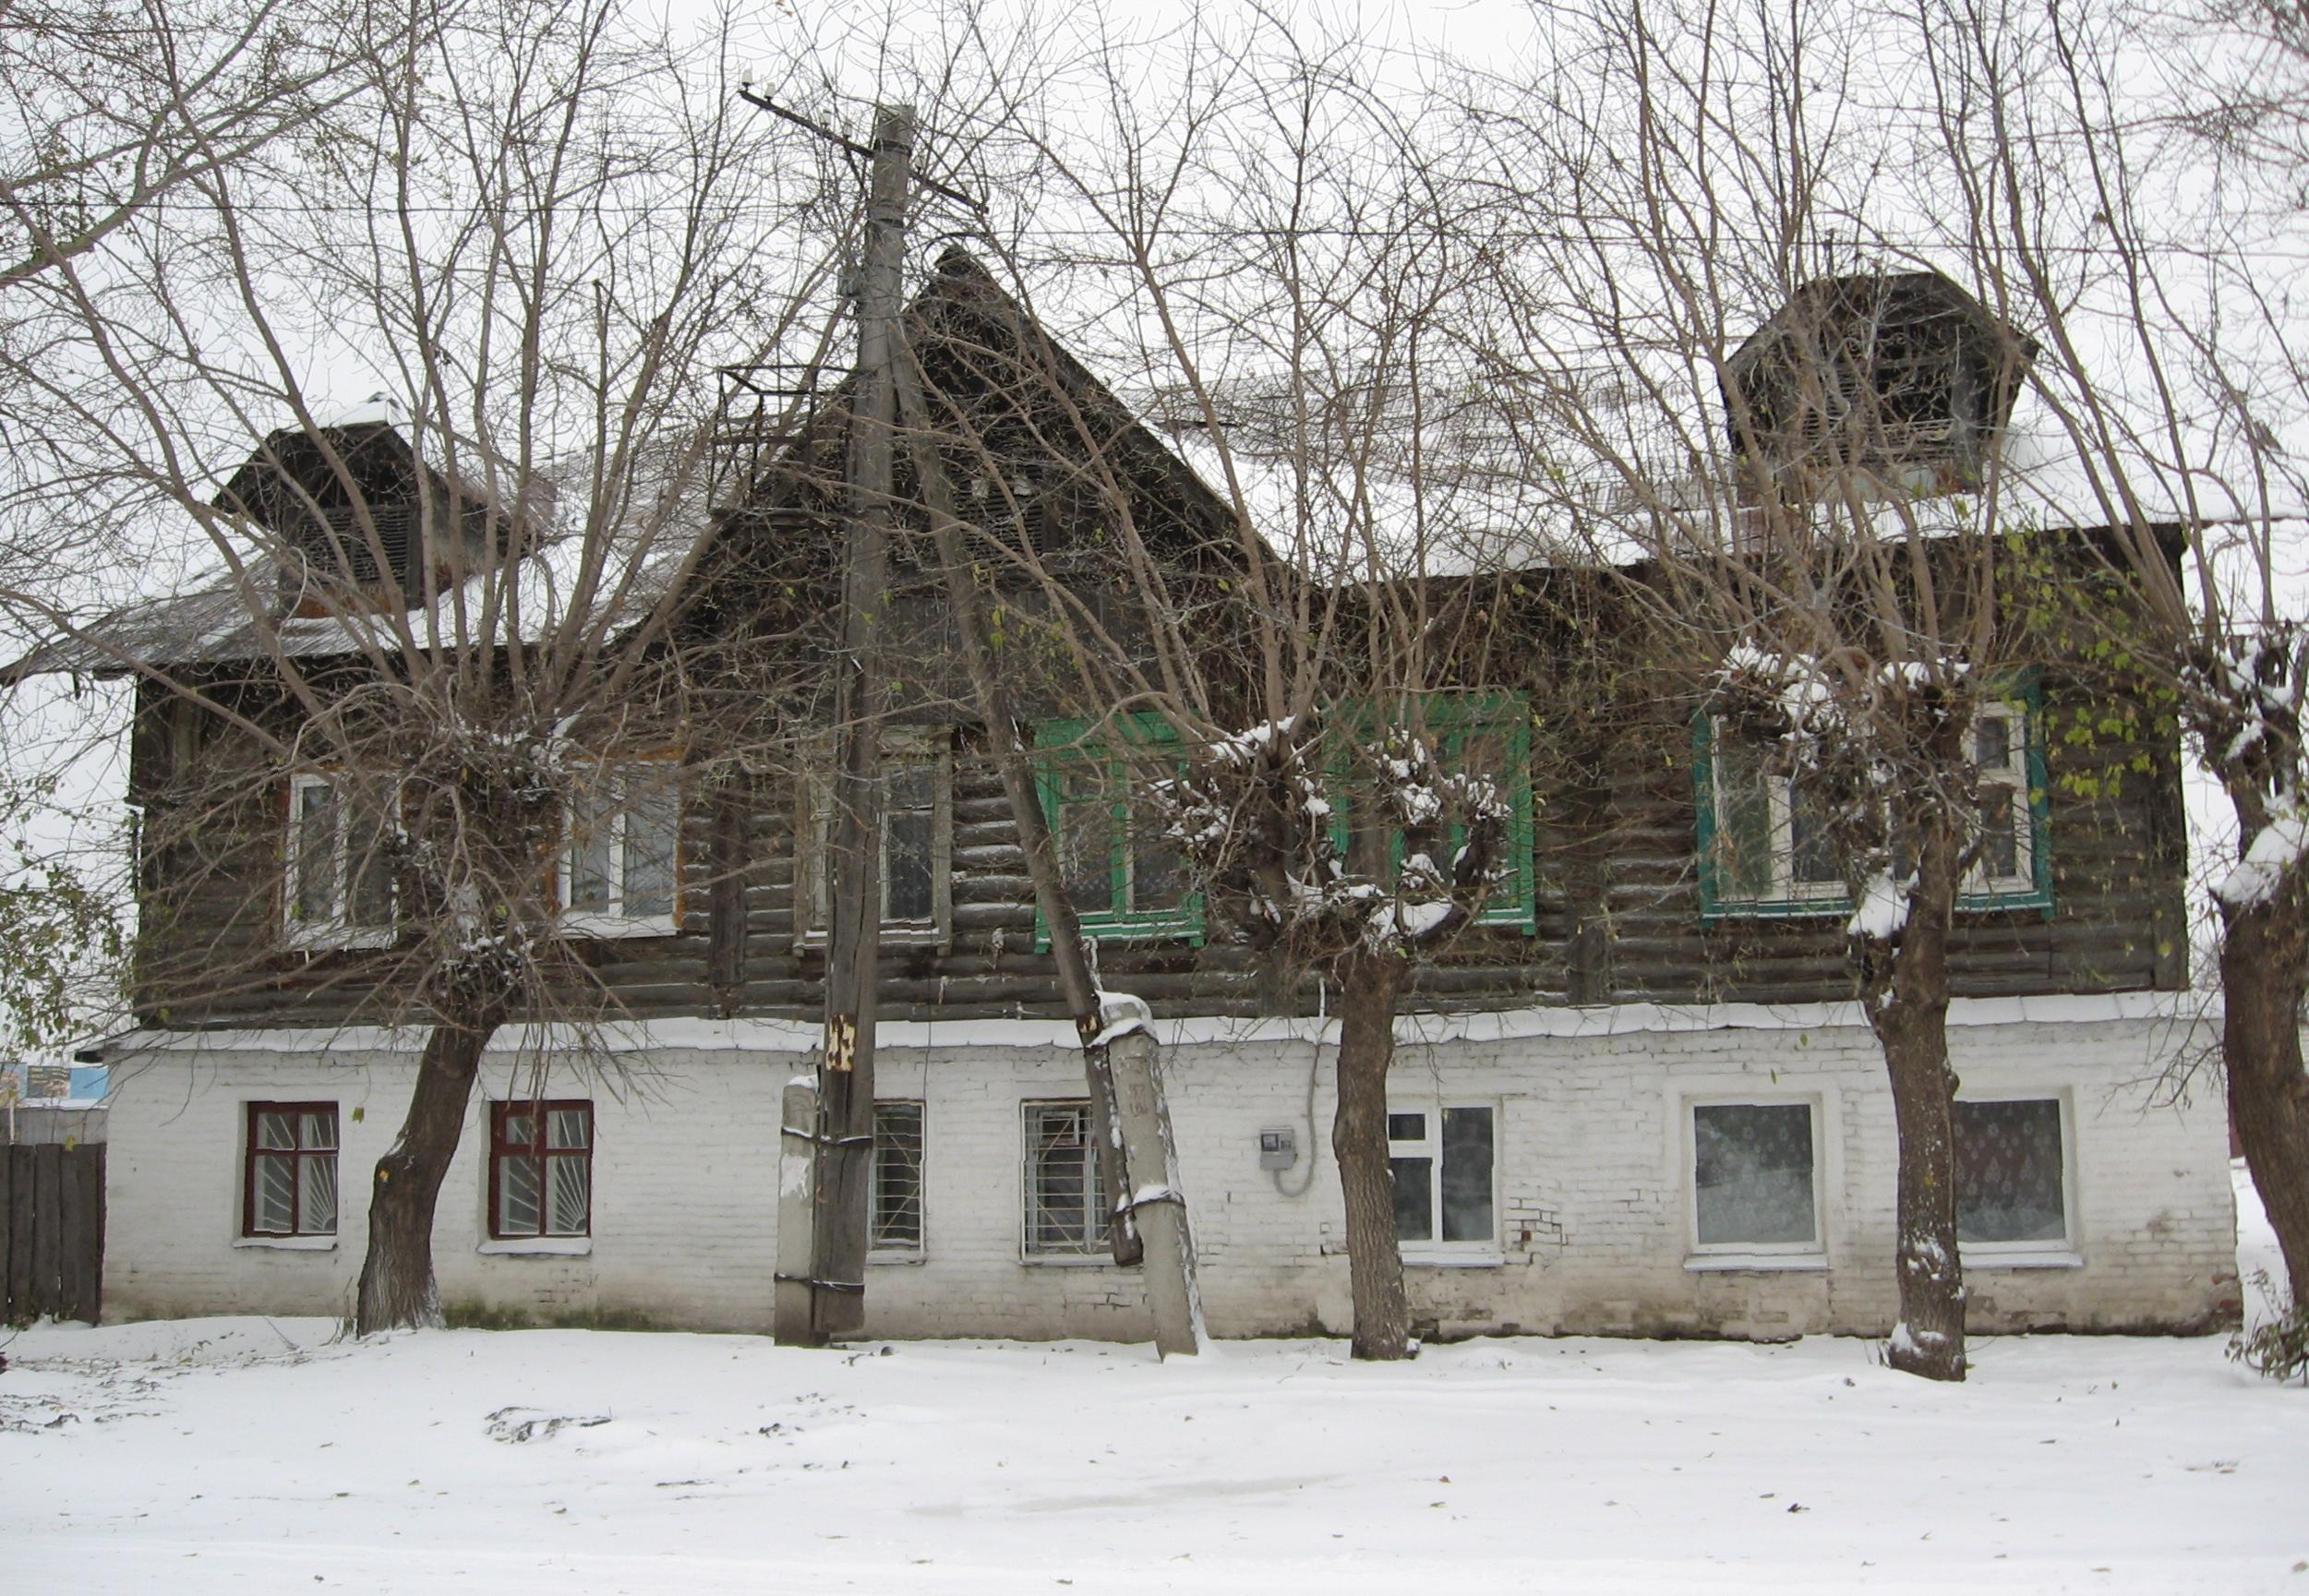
213 410 547 615
1725 272 2034 504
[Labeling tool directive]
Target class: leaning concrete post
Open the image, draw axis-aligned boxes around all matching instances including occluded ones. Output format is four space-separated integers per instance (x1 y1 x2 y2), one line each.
1105 1024 1204 1357
774 1076 821 1344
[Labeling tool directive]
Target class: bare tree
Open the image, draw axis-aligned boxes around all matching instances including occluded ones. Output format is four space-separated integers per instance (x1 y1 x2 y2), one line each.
902 10 1611 1360
1882 0 2309 1302
4 0 845 1332
1453 0 2136 1379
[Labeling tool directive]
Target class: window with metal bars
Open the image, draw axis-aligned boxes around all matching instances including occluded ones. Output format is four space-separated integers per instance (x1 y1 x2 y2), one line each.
872 1101 925 1253
1022 1100 1109 1257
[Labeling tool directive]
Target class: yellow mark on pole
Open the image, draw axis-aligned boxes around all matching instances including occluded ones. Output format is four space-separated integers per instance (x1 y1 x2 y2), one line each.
824 1014 857 1074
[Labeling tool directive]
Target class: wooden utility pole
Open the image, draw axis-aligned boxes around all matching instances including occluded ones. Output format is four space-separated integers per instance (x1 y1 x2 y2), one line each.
802 102 913 1344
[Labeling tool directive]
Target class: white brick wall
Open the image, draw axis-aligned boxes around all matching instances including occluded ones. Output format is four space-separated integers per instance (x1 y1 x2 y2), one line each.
101 1012 2235 1340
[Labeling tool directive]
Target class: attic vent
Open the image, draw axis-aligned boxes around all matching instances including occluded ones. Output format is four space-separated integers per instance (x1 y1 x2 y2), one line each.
299 505 416 589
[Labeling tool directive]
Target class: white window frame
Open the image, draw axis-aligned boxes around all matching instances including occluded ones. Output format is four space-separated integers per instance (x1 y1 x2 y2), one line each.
797 731 954 949
1681 1092 1830 1270
1954 1088 2080 1268
1705 697 2041 913
1019 1098 1112 1264
1386 1099 1501 1265
870 1098 926 1259
284 773 395 949
559 762 681 939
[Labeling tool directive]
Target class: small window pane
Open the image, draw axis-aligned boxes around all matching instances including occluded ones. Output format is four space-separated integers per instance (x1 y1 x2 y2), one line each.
294 785 338 922
300 1153 338 1235
1788 778 1840 886
1714 738 1775 900
622 776 679 918
256 1157 296 1232
1129 800 1185 910
1976 786 2019 881
568 791 617 912
1440 1107 1495 1242
1956 1098 2066 1244
1058 772 1113 914
347 808 394 929
546 1108 590 1150
499 1153 542 1235
299 1111 336 1149
885 809 936 922
1694 1102 1817 1246
501 1112 535 1147
257 1110 297 1151
1390 1156 1434 1242
1975 715 2014 772
1386 1111 1426 1143
546 1157 590 1236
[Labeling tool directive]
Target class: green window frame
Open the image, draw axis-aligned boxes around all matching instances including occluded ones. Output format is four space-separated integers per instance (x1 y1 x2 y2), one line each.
1033 714 1203 946
1327 693 1539 933
1693 678 2052 921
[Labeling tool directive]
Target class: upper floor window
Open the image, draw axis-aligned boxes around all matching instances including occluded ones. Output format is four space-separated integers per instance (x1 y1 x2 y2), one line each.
561 763 679 935
1034 714 1200 945
798 731 953 946
1695 690 2050 920
285 774 394 948
1329 694 1537 931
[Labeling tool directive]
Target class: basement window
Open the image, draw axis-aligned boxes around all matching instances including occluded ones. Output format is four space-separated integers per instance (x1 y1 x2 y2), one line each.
1956 1095 2074 1261
243 1102 339 1239
872 1100 925 1254
1022 1099 1110 1259
1687 1098 1826 1266
1387 1103 1497 1261
489 1099 593 1241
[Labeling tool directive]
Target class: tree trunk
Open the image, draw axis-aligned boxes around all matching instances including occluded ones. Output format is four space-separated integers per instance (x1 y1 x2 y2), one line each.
2219 892 2309 1301
1862 828 1967 1383
354 1013 500 1335
1333 944 1413 1360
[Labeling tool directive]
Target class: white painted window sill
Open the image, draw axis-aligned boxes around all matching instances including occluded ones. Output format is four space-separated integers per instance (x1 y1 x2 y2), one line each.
798 927 950 951
1963 1249 2083 1271
284 927 396 952
559 914 677 941
478 1236 593 1257
1019 1252 1114 1267
235 1234 337 1251
1403 1252 1504 1269
1685 1253 1830 1273
869 1250 926 1266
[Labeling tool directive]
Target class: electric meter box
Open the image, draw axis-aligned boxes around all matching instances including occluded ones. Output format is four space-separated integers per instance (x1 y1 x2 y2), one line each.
1257 1126 1298 1170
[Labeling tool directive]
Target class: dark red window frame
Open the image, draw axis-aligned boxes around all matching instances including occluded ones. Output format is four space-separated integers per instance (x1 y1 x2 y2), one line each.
243 1100 339 1237
487 1099 594 1240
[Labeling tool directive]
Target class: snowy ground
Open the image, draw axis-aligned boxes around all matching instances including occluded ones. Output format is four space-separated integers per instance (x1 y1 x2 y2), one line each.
4 1166 2303 1596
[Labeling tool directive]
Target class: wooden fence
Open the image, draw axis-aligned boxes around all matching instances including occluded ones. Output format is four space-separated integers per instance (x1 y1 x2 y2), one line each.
3 1109 105 1325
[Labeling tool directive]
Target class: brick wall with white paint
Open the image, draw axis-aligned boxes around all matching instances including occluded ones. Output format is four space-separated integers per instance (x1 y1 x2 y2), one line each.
99 1004 2235 1341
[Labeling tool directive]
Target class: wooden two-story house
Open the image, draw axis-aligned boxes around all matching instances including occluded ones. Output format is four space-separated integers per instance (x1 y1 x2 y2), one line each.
75 258 2234 1341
